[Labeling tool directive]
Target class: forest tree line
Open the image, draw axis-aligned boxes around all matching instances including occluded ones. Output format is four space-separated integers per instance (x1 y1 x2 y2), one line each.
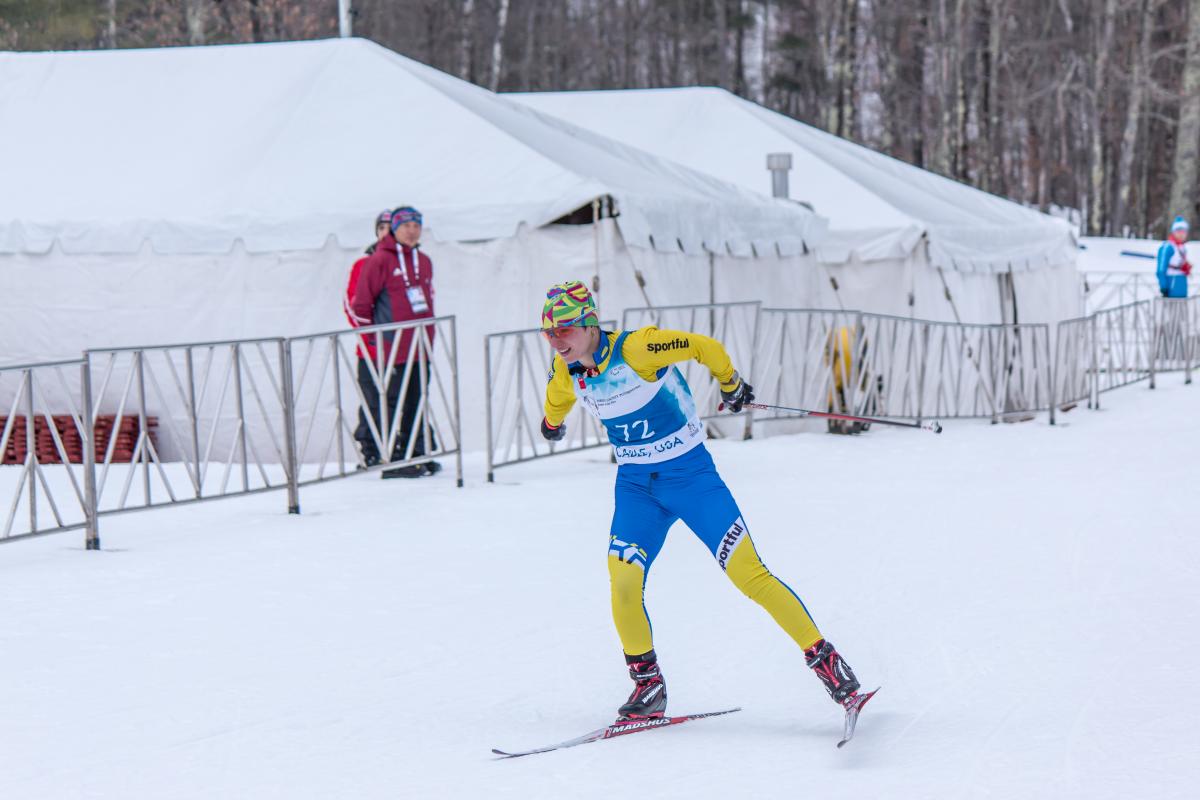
5 0 1200 238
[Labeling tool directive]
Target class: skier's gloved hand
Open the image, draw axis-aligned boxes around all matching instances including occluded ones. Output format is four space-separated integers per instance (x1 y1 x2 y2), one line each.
1162 287 1170 297
541 417 566 441
720 374 755 413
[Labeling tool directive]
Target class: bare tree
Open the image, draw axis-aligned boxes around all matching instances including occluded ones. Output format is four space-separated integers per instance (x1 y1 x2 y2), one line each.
1169 0 1200 226
185 0 208 45
1114 0 1155 234
104 0 117 47
488 0 510 90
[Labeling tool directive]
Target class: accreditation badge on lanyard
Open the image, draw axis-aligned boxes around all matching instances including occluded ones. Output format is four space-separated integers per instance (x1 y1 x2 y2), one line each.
395 247 430 314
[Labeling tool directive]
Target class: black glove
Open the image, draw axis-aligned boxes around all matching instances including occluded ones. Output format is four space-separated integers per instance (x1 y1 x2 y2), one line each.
720 374 755 413
1161 287 1170 297
541 417 566 441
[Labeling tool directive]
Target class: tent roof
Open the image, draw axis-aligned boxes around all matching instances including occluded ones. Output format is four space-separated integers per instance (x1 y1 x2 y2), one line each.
0 40 823 257
512 86 1077 273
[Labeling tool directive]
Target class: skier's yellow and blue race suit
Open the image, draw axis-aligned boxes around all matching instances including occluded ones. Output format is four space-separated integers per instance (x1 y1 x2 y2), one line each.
544 326 824 658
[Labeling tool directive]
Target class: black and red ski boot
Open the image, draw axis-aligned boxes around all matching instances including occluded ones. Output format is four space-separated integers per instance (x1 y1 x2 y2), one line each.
617 650 668 720
804 639 861 704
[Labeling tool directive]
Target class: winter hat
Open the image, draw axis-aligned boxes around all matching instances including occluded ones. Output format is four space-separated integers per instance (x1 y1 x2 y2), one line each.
1171 216 1189 233
541 281 599 329
390 206 423 230
375 208 392 228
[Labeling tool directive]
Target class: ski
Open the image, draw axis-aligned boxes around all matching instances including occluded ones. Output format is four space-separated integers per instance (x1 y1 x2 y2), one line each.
492 708 741 759
836 687 879 748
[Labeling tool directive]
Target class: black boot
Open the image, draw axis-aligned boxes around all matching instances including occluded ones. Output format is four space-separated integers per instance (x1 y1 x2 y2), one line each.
381 464 425 479
618 650 668 720
804 639 861 705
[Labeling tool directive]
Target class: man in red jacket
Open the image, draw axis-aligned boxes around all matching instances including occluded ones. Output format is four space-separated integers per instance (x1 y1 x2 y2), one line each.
344 209 393 467
351 206 440 478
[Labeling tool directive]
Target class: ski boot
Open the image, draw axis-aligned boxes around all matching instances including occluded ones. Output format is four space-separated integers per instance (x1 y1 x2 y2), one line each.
618 650 667 720
806 638 878 747
804 639 861 703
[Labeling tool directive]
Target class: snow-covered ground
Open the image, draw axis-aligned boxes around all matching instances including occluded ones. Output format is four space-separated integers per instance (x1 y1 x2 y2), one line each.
1 380 1197 799
1078 236 1160 273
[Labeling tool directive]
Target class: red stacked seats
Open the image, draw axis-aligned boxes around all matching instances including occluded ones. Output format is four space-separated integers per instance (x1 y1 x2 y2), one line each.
0 415 157 464
1 416 28 465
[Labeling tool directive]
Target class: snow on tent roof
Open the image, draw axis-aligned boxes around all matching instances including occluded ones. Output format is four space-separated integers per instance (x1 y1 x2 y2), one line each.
511 86 1077 274
0 39 824 257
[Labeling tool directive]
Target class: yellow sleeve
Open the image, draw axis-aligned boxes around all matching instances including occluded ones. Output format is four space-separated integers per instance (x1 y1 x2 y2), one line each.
543 353 577 427
621 327 741 391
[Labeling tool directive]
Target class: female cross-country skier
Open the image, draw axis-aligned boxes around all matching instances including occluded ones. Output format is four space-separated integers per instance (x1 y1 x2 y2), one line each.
538 280 873 731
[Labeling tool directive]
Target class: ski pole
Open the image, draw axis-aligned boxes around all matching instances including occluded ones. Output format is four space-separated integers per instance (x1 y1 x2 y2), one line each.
719 401 943 434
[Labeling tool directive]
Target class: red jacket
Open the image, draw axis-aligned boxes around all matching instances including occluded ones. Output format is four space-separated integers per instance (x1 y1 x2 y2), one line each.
350 235 436 364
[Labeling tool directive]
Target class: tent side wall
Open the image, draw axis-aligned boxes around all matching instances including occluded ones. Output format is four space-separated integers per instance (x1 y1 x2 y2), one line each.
711 250 820 309
1010 261 1085 324
805 249 1004 324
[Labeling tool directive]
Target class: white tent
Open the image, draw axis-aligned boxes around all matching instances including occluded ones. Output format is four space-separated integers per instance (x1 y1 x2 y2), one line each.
0 39 827 453
512 86 1082 325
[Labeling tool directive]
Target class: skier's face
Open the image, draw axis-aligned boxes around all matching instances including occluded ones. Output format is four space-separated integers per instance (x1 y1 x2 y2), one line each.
544 324 596 364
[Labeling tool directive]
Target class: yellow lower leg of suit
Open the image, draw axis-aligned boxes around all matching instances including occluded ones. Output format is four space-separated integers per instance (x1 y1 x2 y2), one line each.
608 532 823 656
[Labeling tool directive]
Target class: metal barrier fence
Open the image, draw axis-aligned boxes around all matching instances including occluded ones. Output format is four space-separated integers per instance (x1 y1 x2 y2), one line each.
1083 271 1162 315
2 317 462 548
1095 300 1156 396
621 302 760 438
0 359 94 543
287 317 462 494
84 338 292 518
755 310 1052 425
484 321 615 481
1049 299 1187 423
754 308 861 427
5 292 1197 548
1150 296 1198 388
1051 315 1094 422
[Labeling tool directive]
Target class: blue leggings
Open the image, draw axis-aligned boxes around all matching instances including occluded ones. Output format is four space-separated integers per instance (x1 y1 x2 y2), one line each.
607 446 823 656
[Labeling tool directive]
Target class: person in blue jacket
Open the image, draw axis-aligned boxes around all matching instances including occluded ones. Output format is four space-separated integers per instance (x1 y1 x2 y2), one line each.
1157 216 1191 298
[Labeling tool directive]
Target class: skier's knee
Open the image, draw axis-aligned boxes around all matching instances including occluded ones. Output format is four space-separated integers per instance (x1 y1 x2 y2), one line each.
608 535 647 608
713 520 772 601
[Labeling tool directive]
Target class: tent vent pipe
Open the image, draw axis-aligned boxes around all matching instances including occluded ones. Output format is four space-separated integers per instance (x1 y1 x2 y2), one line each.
766 153 792 199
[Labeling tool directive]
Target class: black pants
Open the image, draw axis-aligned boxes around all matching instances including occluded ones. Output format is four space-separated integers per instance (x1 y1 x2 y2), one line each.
354 358 435 462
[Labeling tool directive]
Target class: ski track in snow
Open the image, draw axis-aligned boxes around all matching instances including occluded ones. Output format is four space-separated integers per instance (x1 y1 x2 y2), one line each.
0 381 1197 799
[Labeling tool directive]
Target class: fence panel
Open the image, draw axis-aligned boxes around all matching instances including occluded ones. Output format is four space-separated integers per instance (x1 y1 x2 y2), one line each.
0 359 93 542
1051 317 1093 423
754 309 862 426
1083 271 1162 315
1094 300 1154 395
756 311 1051 425
919 321 1052 420
1150 297 1197 386
855 313 932 420
287 317 462 488
622 302 760 437
85 338 290 516
484 321 616 480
